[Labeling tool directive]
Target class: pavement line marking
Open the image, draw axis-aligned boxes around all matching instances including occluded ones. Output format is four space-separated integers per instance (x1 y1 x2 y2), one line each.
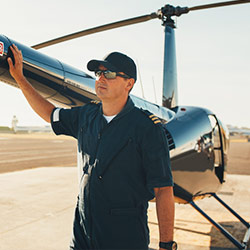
0 154 76 164
0 149 75 156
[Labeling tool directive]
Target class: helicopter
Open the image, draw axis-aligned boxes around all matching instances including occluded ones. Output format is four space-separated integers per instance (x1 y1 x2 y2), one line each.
0 0 250 249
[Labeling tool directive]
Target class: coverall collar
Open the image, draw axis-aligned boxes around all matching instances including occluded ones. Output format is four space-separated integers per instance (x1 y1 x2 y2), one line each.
99 96 135 121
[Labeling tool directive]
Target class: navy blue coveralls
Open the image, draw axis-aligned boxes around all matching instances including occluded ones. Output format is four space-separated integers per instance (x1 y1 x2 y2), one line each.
51 97 173 250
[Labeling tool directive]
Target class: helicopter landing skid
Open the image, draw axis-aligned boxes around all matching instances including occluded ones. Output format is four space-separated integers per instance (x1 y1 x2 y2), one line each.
190 193 250 250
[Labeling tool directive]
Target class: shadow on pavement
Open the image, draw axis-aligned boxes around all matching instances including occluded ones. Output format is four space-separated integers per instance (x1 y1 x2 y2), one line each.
209 221 250 249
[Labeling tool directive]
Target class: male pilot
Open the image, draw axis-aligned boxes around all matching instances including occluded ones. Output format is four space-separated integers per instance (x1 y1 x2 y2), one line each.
8 44 177 250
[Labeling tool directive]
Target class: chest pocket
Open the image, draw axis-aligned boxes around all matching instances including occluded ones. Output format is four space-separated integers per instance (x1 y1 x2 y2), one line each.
97 136 136 178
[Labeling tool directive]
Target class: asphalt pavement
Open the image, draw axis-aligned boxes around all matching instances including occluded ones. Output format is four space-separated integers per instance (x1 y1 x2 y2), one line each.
0 133 249 249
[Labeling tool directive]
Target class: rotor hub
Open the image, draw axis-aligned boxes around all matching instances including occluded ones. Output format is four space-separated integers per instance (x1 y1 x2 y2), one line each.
157 4 189 27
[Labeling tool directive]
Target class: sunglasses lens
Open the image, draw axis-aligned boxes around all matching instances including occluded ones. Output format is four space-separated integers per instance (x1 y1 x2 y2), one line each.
104 71 116 79
95 70 117 79
95 71 102 77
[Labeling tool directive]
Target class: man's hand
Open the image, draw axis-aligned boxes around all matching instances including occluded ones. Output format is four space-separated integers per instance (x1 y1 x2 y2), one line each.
6 44 55 123
7 44 24 82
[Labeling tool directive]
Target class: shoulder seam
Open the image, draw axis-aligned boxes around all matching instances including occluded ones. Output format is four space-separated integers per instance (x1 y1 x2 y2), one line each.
139 108 162 125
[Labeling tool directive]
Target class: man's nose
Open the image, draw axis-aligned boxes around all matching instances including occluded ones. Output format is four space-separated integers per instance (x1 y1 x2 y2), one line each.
97 72 106 80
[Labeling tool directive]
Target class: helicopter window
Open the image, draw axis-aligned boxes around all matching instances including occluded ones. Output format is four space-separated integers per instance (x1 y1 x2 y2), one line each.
208 115 222 168
213 126 222 167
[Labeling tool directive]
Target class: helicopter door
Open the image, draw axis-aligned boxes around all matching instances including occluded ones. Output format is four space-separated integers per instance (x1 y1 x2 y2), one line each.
208 115 226 184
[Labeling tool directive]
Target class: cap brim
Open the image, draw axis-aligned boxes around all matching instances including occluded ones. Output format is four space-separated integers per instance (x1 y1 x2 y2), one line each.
87 59 118 72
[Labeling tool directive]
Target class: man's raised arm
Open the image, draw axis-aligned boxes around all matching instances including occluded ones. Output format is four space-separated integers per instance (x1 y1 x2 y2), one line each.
7 44 55 123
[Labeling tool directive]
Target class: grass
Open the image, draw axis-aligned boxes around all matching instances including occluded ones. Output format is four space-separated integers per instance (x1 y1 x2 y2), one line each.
0 126 11 131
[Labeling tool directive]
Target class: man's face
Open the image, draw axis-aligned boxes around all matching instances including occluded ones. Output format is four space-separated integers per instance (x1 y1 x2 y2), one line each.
95 65 134 102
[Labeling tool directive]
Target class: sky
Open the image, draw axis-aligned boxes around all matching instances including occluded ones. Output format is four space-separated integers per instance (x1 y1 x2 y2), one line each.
0 0 250 128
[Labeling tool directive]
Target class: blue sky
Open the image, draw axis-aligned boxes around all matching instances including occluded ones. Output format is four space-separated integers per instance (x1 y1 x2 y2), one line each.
1 0 250 127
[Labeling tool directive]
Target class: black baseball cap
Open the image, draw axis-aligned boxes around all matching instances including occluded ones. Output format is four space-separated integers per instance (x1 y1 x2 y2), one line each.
87 52 137 82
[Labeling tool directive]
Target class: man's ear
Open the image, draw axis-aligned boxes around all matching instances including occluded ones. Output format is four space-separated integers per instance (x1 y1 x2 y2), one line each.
126 78 135 92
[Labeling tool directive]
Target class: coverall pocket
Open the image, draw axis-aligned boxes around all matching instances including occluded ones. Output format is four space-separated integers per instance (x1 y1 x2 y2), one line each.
110 207 138 216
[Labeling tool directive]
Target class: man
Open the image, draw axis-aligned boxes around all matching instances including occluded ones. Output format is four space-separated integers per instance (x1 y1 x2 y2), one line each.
8 44 177 250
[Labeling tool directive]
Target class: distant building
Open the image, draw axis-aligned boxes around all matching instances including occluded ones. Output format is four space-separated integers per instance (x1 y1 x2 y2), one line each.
227 124 250 138
11 115 52 133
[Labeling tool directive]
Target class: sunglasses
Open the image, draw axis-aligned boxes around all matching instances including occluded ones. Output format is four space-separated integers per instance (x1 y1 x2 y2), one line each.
95 70 130 79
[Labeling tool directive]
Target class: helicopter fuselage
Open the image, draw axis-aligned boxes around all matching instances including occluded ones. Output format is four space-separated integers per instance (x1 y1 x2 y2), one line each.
0 35 229 204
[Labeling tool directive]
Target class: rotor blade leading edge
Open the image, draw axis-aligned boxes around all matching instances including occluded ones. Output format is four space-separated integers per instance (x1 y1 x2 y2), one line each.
32 13 158 49
189 0 250 11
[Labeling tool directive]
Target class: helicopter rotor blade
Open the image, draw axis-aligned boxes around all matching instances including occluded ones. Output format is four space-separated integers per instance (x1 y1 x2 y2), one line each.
189 0 250 12
32 13 158 49
32 0 250 50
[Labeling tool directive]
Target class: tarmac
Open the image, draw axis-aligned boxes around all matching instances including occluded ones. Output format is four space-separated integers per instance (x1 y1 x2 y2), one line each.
0 133 250 250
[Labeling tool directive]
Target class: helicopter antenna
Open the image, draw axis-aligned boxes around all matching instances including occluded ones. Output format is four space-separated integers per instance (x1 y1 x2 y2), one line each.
152 77 157 104
136 59 145 99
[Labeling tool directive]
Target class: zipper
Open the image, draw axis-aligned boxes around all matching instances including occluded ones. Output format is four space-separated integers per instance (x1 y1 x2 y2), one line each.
79 123 97 249
89 127 103 249
87 106 136 247
88 166 94 248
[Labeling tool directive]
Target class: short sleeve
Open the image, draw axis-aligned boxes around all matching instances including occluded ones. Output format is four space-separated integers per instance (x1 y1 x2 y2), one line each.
141 124 174 195
50 107 81 139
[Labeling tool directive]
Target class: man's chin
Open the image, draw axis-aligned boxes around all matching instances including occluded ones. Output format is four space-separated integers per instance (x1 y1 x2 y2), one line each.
96 93 109 102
